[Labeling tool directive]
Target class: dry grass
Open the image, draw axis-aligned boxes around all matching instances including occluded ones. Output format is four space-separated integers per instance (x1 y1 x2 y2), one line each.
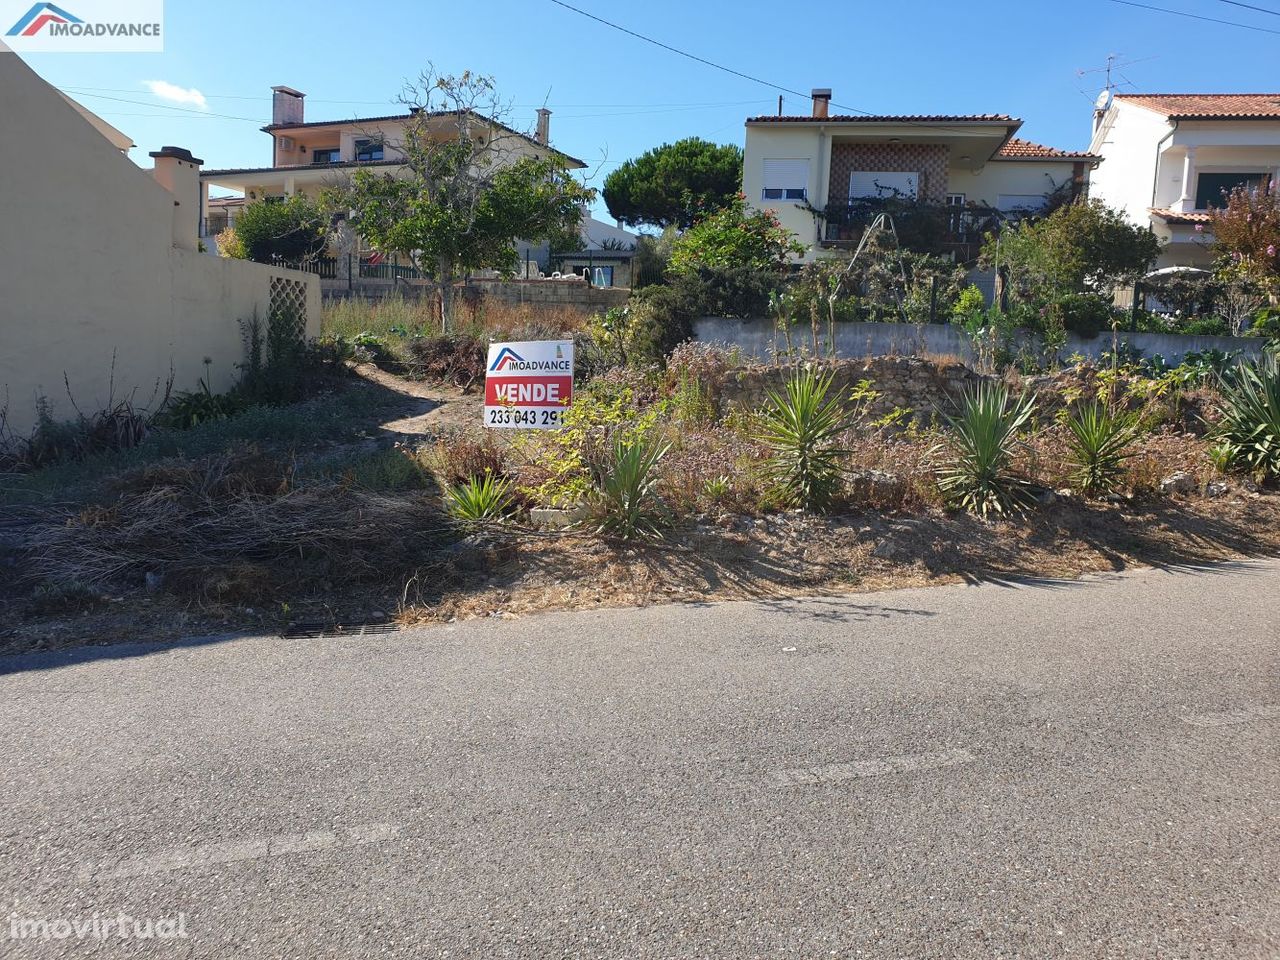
20 450 456 601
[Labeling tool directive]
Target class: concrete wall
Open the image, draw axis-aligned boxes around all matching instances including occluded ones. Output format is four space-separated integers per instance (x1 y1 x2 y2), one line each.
694 317 1266 366
0 54 320 435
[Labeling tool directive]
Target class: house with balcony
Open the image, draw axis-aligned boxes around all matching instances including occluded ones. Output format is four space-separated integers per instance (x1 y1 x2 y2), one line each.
199 85 587 280
743 89 1099 263
1088 92 1280 269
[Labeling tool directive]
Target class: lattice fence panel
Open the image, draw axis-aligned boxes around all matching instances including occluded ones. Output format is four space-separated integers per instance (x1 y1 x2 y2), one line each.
268 276 308 348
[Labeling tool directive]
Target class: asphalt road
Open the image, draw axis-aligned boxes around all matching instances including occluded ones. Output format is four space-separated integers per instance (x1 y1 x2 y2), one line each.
2 561 1278 958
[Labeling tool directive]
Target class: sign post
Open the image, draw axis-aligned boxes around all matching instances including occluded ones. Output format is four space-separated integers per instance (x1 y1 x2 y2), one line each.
484 340 574 429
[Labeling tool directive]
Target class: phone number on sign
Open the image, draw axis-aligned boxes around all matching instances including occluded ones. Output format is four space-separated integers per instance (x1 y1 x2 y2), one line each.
485 407 565 427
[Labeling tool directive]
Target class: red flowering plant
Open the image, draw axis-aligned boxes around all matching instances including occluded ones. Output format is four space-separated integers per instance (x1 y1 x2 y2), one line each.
1211 183 1280 298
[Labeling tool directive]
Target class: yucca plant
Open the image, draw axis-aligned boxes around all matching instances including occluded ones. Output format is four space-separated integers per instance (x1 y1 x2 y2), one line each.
1064 401 1144 496
443 471 513 522
588 436 671 540
755 368 860 512
934 382 1037 517
1216 355 1280 482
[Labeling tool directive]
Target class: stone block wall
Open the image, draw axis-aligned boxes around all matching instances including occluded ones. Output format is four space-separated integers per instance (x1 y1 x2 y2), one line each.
718 357 983 424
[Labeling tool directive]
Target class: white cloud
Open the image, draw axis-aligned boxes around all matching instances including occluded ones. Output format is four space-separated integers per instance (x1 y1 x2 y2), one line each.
143 80 208 111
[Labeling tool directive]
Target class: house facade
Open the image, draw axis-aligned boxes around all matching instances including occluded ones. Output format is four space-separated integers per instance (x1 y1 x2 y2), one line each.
744 89 1098 263
0 54 319 436
1088 92 1280 268
200 86 586 242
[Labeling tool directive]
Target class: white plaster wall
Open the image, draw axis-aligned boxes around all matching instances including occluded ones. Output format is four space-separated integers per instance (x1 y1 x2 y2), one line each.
743 124 823 259
1089 100 1174 226
948 161 1080 206
0 54 319 435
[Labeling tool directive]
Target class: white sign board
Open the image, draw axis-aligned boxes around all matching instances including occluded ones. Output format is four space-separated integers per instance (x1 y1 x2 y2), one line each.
484 340 574 429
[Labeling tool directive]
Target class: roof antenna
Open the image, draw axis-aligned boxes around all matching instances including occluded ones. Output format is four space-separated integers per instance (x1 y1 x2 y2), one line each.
777 94 783 116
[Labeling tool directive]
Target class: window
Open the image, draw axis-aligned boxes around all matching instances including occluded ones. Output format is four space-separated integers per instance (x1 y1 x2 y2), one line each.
312 148 340 165
762 159 809 202
1195 172 1266 210
945 193 966 206
355 139 384 162
849 171 918 200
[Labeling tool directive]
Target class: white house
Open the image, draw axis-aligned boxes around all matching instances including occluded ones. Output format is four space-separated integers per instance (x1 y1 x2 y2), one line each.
1088 92 1280 268
744 88 1099 263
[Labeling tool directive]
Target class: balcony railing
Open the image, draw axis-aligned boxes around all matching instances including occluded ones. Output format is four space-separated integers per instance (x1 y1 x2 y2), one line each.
817 199 1012 262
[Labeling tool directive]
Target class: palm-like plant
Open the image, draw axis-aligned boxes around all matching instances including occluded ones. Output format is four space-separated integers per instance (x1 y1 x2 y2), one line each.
756 368 860 512
935 382 1037 517
1217 355 1280 482
444 471 513 522
589 436 671 540
1064 401 1143 496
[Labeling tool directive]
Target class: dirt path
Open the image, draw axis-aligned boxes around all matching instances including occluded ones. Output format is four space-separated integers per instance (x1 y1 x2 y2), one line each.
353 363 484 438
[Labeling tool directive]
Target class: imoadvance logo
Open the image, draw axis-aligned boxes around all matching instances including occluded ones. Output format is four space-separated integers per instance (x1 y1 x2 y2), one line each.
489 346 571 373
3 0 162 51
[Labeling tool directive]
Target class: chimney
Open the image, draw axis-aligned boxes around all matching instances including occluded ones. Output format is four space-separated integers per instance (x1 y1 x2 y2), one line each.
271 85 305 126
149 146 204 252
536 107 551 145
811 88 832 119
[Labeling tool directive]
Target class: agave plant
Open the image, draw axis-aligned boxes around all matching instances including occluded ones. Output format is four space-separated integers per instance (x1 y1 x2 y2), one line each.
935 382 1037 517
443 471 513 522
755 368 861 512
588 435 671 540
1216 355 1280 482
1064 401 1143 496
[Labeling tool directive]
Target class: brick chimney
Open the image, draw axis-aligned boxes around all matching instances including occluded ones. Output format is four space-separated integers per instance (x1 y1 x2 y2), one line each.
271 85 305 126
535 108 551 145
811 88 832 119
149 146 204 251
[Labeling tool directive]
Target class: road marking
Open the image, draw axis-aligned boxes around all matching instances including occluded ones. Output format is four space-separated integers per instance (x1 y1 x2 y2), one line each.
772 748 975 787
1180 704 1280 728
78 822 401 881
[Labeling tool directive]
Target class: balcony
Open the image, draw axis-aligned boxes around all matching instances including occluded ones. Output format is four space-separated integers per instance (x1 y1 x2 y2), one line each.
817 198 1015 262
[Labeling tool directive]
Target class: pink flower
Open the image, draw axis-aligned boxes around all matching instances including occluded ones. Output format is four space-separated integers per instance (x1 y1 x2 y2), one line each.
1195 224 1204 232
1269 245 1277 257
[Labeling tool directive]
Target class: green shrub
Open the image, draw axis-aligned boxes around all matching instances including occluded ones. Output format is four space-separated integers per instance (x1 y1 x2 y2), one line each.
1046 293 1117 337
233 195 327 265
444 471 514 522
755 368 863 513
1216 355 1280 482
1181 315 1230 337
336 446 430 491
1064 402 1143 495
158 380 246 430
935 383 1037 517
1249 308 1280 340
587 436 671 540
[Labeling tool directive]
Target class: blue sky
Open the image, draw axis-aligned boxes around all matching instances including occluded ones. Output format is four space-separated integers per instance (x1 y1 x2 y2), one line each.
15 0 1280 216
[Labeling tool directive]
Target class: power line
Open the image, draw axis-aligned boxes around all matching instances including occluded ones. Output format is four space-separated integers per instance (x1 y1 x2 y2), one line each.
1217 0 1280 17
1105 0 1280 35
60 90 265 123
544 0 872 116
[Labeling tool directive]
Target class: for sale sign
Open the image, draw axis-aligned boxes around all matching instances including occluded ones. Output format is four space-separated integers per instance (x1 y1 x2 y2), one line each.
484 340 574 429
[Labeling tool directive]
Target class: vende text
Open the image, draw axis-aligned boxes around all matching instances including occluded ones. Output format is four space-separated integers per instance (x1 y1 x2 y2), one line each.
484 377 573 405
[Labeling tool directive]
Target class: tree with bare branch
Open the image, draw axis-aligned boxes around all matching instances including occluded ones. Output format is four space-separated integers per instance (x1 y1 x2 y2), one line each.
327 67 593 331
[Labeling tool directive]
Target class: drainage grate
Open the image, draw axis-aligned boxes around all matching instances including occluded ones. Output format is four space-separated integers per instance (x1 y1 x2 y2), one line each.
281 620 399 639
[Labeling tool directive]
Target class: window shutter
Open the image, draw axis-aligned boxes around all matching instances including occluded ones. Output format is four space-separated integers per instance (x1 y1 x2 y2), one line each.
762 159 810 191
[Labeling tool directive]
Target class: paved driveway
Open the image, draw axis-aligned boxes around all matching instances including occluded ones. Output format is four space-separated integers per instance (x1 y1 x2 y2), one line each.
2 562 1277 957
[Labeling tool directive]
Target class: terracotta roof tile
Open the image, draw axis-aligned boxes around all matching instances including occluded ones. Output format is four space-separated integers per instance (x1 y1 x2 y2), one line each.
1116 93 1280 120
746 114 1015 124
995 137 1098 160
1149 207 1215 225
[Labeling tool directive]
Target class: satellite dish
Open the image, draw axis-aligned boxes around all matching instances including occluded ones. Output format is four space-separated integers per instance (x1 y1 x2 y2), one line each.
1094 89 1112 111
